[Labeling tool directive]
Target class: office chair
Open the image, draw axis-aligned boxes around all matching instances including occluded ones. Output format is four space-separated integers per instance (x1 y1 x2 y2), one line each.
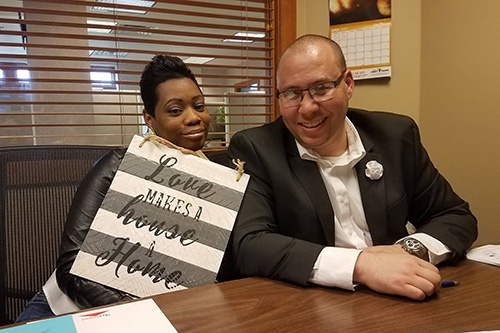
0 145 114 325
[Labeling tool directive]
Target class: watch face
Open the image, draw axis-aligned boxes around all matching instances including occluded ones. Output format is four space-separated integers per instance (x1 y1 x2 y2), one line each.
399 238 429 261
405 238 421 251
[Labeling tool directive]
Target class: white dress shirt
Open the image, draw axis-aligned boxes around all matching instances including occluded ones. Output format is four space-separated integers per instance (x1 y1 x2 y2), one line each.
297 118 451 290
43 271 81 315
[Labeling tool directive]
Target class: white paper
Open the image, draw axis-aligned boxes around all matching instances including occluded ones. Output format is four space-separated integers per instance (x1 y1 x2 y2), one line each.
466 244 500 266
72 299 177 333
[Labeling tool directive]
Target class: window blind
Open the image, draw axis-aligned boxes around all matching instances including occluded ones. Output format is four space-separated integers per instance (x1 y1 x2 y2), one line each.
0 0 279 148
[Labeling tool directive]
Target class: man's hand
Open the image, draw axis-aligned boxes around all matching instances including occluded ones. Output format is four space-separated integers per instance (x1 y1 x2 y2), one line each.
353 244 441 301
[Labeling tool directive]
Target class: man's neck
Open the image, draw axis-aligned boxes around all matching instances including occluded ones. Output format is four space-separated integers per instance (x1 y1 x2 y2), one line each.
314 128 348 157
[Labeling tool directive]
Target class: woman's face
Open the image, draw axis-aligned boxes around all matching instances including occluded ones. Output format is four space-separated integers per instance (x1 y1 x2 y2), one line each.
143 77 210 151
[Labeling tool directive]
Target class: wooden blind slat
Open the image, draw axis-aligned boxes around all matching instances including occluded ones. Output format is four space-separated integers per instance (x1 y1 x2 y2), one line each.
0 18 272 41
0 112 273 117
0 64 271 72
1 77 273 88
1 121 269 128
0 42 272 61
0 5 267 32
1 101 273 107
0 30 271 52
0 54 271 68
1 78 273 90
153 0 270 13
0 90 273 98
0 65 272 73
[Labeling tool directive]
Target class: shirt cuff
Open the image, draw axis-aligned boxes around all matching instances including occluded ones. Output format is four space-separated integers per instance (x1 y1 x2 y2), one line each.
308 247 362 291
397 232 451 265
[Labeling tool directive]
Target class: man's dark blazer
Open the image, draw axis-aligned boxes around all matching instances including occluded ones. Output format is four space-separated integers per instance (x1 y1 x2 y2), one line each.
226 108 477 287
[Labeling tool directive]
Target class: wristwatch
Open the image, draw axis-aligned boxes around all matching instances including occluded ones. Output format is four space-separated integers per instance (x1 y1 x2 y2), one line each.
397 238 429 261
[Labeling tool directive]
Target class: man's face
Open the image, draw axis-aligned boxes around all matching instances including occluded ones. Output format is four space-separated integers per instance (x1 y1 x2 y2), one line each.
277 42 354 156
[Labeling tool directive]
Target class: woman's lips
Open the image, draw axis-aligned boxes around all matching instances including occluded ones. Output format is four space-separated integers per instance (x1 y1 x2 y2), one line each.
183 129 205 139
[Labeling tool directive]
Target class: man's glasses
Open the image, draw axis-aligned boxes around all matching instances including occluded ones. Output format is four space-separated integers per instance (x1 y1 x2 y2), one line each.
276 70 346 108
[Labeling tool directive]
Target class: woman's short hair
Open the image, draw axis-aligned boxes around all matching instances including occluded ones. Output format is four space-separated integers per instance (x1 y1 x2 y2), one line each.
140 55 201 117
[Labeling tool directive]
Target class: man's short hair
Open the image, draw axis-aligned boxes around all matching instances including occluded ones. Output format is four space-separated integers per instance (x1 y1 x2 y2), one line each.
140 55 201 117
278 34 347 72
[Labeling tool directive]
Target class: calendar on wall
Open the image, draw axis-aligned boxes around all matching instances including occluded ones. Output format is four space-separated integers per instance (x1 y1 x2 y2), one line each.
329 0 392 80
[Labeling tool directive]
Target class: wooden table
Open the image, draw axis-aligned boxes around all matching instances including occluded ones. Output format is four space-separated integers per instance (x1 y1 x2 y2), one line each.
154 259 500 333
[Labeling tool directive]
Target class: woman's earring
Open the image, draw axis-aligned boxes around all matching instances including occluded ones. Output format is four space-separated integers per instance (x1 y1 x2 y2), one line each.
149 127 157 136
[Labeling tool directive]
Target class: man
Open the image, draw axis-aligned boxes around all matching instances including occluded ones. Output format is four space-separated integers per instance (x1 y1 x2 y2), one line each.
226 34 477 300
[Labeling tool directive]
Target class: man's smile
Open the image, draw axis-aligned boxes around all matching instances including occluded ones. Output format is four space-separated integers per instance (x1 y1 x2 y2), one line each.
300 117 326 129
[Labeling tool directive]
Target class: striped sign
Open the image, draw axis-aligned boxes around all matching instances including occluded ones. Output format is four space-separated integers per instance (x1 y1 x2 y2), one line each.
70 135 249 297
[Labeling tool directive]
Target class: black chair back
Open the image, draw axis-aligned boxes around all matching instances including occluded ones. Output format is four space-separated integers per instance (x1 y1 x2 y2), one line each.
0 146 115 325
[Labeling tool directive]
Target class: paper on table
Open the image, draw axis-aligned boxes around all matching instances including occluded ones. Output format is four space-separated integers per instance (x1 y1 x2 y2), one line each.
72 298 177 333
466 244 500 267
1 299 178 333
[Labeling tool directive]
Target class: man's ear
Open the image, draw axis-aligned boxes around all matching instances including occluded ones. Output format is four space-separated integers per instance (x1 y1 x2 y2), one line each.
344 69 355 99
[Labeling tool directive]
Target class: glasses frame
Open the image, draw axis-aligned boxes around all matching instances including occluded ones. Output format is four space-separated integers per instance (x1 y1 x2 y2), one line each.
276 69 347 108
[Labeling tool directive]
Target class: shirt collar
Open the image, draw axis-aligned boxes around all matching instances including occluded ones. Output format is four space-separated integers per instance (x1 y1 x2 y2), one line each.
296 117 366 168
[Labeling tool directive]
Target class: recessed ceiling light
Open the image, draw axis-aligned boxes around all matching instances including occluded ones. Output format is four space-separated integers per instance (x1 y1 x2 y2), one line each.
183 57 215 64
87 20 117 34
90 71 114 83
16 69 30 80
234 32 265 38
89 50 129 57
91 0 156 15
121 24 157 36
222 39 254 43
223 32 265 43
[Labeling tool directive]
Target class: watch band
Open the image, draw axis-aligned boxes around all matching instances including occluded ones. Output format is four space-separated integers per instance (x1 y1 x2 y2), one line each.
397 237 429 261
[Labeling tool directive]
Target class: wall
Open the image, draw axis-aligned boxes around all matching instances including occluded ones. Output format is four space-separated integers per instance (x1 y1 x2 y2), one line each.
296 0 500 246
420 0 500 246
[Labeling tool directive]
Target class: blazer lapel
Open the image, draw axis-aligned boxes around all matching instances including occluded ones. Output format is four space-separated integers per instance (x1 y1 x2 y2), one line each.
355 151 388 245
285 132 335 245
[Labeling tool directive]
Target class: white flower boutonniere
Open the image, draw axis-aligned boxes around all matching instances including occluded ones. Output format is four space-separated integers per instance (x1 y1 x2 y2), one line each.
365 160 383 180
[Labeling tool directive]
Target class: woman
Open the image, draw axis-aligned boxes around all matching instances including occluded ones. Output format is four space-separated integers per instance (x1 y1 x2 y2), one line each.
16 55 231 322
